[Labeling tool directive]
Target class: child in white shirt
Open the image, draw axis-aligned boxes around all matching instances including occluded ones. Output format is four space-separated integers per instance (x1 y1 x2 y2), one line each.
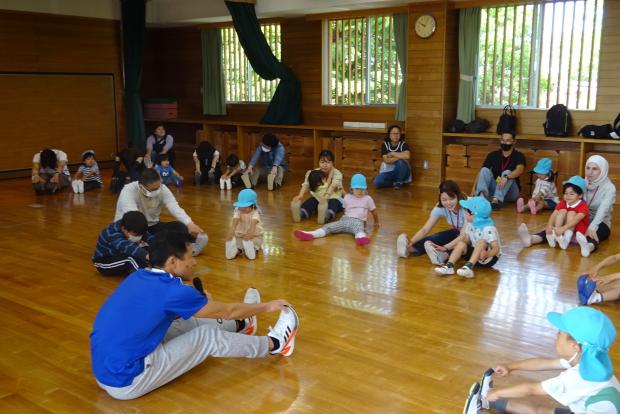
516 158 559 214
226 189 264 260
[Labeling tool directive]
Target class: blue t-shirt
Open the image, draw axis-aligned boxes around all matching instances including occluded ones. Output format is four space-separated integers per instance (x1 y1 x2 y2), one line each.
155 164 173 178
90 268 207 387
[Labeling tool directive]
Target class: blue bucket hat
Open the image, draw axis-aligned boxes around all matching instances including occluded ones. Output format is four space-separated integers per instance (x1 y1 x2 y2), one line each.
563 175 587 194
459 196 494 229
548 307 616 382
233 189 257 208
350 173 367 189
533 158 552 175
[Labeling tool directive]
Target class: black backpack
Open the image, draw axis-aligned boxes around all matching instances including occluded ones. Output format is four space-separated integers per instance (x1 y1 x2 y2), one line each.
579 124 612 139
447 119 466 133
496 105 517 135
465 118 490 133
543 104 571 137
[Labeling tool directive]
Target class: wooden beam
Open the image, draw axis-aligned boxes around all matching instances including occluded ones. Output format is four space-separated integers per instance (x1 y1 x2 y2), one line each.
195 17 284 30
305 6 408 21
453 0 576 9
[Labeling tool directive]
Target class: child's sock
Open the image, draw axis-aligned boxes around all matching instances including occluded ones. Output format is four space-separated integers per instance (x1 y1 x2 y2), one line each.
225 238 238 259
354 232 371 246
242 239 257 260
310 229 326 238
518 223 532 247
588 291 603 305
558 229 573 250
487 399 508 412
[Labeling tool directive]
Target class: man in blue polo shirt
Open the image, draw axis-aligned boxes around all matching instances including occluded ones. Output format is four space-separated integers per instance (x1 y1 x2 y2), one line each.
90 231 299 400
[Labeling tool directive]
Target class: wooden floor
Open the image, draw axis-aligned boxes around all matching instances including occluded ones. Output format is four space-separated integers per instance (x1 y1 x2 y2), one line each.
1 166 620 413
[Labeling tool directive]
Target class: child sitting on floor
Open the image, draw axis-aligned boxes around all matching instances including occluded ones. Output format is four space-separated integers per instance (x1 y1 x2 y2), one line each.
519 176 589 253
294 173 379 246
92 211 153 276
226 189 264 260
434 196 501 278
155 154 183 187
220 153 246 190
72 149 103 193
463 306 620 414
516 157 559 214
577 251 620 305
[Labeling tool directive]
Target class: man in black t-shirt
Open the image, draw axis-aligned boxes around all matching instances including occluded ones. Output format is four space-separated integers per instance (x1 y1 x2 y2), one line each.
473 133 526 210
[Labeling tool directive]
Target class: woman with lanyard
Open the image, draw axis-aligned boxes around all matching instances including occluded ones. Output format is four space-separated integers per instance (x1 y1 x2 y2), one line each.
145 124 175 167
397 180 467 264
518 155 616 256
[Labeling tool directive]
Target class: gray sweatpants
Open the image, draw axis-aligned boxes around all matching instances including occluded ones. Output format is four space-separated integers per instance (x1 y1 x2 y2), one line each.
248 166 285 186
97 317 269 400
322 216 365 236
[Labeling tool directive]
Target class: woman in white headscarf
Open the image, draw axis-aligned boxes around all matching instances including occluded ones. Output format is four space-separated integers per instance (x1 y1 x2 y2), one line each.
518 155 615 256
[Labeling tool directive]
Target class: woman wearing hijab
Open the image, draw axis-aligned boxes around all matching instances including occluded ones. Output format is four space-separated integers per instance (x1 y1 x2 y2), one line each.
518 155 616 256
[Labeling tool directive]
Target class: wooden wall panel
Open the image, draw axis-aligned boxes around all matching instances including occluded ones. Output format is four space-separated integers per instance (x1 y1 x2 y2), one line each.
0 10 124 170
0 74 117 172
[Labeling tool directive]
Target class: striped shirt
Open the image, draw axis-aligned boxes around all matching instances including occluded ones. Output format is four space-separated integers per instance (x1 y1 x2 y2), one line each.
79 162 103 183
93 221 152 261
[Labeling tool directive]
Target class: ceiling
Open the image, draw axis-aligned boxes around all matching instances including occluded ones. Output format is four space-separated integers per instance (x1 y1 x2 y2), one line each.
0 0 469 26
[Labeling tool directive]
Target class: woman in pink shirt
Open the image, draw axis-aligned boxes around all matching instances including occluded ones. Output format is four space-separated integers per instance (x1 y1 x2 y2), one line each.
294 174 379 245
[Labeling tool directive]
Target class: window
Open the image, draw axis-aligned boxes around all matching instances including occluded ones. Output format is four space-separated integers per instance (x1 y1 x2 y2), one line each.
477 0 604 110
221 24 281 102
324 15 401 105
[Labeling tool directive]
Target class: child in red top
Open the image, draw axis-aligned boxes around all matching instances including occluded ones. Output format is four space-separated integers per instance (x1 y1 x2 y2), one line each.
544 176 589 250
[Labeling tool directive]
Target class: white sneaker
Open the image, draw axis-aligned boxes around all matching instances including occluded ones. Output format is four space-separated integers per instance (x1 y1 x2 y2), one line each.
238 287 260 335
192 233 209 256
518 223 531 247
268 306 299 357
457 266 475 278
425 241 445 265
434 265 455 275
576 232 592 257
225 238 238 259
547 232 557 248
225 178 232 190
78 180 84 193
397 234 409 258
557 230 572 250
72 180 80 193
219 178 226 190
463 382 482 414
242 239 257 260
479 368 494 399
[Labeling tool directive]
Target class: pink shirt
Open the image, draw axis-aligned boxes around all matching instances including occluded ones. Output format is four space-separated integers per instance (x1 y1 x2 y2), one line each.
343 193 376 221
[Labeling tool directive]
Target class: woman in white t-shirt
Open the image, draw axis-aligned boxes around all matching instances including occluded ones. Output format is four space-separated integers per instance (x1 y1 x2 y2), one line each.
397 180 466 263
31 148 71 194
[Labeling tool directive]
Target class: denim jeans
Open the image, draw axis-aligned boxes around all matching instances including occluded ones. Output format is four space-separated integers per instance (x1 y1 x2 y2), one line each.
374 160 411 188
475 167 520 202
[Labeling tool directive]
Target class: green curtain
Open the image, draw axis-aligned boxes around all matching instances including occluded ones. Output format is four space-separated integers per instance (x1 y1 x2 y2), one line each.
121 0 146 150
457 8 481 123
201 29 227 115
225 1 302 124
393 13 408 122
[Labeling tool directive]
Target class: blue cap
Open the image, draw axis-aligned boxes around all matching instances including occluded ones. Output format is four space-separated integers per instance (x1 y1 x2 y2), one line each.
350 173 368 189
233 189 257 207
459 196 493 229
547 307 616 382
563 175 587 194
533 158 552 174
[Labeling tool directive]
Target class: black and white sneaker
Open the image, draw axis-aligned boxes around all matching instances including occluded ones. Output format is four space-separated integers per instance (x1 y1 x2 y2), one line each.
479 368 494 399
237 288 260 335
268 306 299 357
463 382 482 414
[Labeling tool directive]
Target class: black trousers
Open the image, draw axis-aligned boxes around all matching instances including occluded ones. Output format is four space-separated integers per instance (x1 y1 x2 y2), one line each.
300 197 343 218
93 254 147 276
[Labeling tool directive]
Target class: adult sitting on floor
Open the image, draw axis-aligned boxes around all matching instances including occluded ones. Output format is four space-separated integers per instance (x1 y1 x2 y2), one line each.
472 132 526 210
114 168 208 256
31 148 71 195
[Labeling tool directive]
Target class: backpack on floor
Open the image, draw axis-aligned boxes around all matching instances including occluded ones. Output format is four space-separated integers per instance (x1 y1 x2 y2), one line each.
465 118 490 133
496 105 517 135
447 119 466 133
543 104 571 137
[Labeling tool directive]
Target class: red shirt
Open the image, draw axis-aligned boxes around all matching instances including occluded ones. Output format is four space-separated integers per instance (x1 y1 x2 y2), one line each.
555 199 590 235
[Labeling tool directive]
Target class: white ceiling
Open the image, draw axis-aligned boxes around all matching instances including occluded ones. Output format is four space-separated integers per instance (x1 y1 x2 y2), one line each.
0 0 468 26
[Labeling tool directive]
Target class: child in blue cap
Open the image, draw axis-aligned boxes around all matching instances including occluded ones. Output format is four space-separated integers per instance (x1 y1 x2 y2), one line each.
516 158 559 214
433 196 501 278
293 173 379 245
519 176 590 254
226 189 264 260
464 306 620 414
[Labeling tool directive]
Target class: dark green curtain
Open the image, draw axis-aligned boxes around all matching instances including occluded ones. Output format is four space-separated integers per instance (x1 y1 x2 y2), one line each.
121 0 146 149
201 29 227 115
225 1 302 124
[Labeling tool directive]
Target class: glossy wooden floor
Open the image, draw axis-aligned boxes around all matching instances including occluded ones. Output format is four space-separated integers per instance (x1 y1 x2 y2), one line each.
1 167 620 413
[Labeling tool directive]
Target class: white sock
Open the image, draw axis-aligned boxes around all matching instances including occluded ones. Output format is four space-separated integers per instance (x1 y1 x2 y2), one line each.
225 238 238 259
226 178 232 190
561 230 574 249
78 180 84 193
309 229 326 238
219 178 225 190
517 223 531 247
242 239 256 260
354 232 367 239
72 181 79 193
588 291 603 305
